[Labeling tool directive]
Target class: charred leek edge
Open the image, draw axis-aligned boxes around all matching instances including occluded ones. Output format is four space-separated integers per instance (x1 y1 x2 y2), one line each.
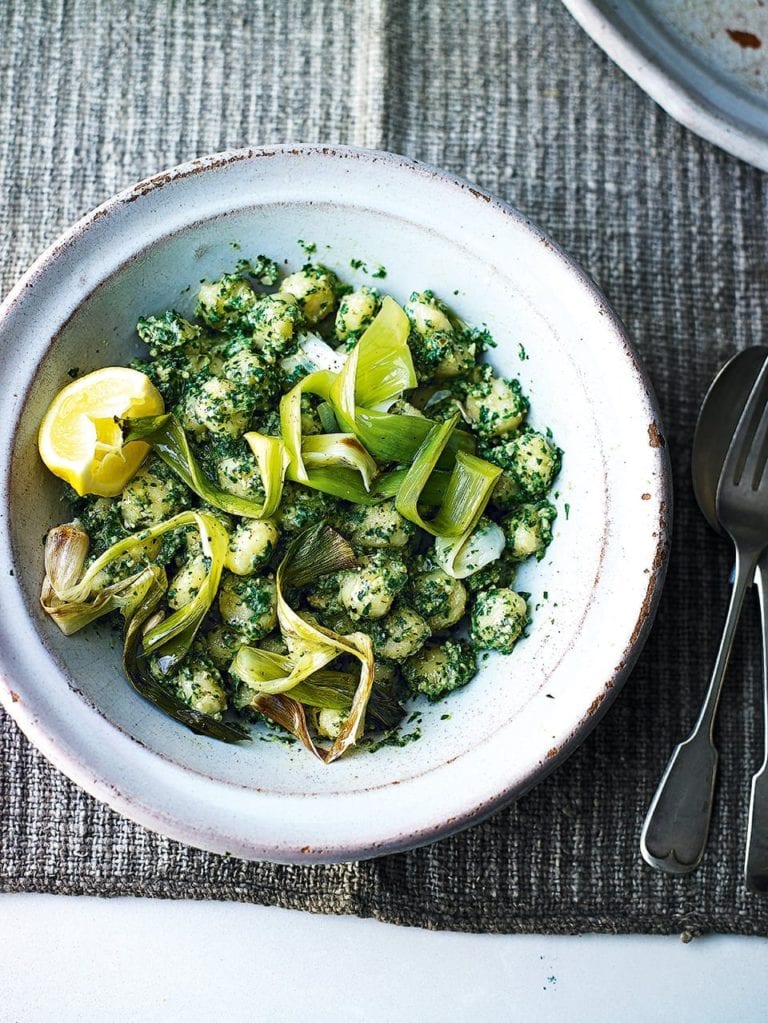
279 369 334 482
395 415 502 539
248 692 327 761
123 414 281 519
41 523 160 636
122 569 250 743
232 646 404 731
259 523 376 762
433 518 506 579
300 434 378 492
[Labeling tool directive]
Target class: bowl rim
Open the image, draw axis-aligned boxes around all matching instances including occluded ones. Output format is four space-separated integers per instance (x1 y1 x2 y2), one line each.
0 143 672 861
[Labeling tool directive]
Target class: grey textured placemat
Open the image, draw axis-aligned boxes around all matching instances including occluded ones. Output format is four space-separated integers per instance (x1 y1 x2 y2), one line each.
1 0 768 936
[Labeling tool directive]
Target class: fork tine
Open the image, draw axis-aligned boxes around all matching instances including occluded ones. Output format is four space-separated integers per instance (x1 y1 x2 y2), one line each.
747 398 768 491
721 355 768 490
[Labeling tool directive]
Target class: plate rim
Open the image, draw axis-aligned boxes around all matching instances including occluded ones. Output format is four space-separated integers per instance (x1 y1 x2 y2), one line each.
561 0 768 172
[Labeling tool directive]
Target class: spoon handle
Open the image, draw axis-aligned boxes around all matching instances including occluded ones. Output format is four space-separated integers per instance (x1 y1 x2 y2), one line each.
745 554 768 893
641 547 756 874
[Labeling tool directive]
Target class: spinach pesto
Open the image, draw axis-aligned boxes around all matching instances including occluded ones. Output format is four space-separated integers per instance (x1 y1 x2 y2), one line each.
38 251 561 761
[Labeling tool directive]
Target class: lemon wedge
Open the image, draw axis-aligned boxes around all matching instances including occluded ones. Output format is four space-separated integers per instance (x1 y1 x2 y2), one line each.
38 367 165 497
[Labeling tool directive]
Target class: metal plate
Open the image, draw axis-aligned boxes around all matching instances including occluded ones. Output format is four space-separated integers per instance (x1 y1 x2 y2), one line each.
562 0 768 171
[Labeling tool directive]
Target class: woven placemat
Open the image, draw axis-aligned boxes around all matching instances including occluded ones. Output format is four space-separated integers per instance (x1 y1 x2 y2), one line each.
1 0 767 936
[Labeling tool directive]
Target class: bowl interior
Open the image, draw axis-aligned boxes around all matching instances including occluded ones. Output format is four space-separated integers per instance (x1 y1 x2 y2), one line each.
0 149 668 855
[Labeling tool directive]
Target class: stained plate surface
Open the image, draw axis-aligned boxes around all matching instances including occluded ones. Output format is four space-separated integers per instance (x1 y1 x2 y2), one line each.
563 1 768 170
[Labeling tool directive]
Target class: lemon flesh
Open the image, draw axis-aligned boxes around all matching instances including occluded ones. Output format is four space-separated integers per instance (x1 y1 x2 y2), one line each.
38 367 165 497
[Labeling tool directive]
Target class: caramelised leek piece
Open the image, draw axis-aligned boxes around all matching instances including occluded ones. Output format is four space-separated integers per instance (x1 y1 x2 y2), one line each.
42 510 229 675
122 564 249 743
41 522 164 635
42 520 249 742
231 646 404 741
300 433 378 491
433 518 506 579
243 523 376 762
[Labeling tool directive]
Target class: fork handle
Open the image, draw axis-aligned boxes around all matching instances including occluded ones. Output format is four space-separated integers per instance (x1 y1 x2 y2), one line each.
641 546 757 874
745 554 768 892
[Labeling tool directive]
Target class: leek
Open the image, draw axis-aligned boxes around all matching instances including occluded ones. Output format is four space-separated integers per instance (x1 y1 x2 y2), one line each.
329 296 416 430
123 414 284 519
140 512 229 673
232 645 404 730
247 523 376 762
122 568 250 743
242 431 290 518
231 645 356 703
317 401 338 433
42 510 229 674
352 296 415 409
373 466 450 505
434 518 506 579
395 415 502 539
353 407 474 467
300 434 378 491
296 466 382 504
41 523 163 635
248 692 328 761
279 369 334 482
42 524 248 742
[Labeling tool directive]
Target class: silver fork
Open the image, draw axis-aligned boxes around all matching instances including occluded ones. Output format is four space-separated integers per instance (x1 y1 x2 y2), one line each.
641 358 768 875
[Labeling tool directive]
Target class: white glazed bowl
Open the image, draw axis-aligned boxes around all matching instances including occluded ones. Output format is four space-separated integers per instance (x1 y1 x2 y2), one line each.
0 145 670 862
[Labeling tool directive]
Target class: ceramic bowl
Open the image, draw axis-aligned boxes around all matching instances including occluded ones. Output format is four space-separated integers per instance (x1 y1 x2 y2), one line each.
0 145 670 862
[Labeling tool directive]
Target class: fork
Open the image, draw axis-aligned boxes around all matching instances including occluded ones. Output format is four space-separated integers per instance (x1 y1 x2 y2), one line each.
745 562 768 891
641 358 768 875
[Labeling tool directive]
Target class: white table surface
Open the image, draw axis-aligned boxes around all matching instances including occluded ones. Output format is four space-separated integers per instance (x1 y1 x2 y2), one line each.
0 895 765 1022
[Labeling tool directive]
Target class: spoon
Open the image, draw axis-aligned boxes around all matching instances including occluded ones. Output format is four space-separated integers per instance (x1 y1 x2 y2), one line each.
641 347 768 879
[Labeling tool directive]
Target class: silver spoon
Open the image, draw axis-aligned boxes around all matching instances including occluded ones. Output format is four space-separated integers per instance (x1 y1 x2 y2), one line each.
641 348 768 877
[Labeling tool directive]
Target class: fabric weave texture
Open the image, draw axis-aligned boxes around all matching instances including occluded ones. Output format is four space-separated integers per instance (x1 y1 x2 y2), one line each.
1 0 768 936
